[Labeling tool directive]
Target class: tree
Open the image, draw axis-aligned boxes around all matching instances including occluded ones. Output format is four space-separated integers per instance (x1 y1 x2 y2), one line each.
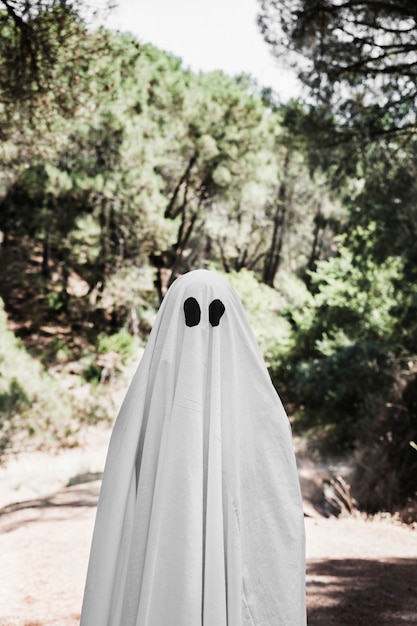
0 0 116 169
257 0 417 139
0 30 340 330
0 0 111 103
148 70 271 297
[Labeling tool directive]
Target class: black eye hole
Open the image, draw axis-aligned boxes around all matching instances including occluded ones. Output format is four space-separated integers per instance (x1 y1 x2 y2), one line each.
184 297 201 327
209 299 225 327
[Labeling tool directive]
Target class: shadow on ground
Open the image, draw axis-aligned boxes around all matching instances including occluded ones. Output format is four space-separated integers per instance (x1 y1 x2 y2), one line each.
307 557 417 625
0 476 101 533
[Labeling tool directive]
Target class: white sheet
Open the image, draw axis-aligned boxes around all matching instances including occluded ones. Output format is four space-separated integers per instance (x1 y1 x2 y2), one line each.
80 269 306 625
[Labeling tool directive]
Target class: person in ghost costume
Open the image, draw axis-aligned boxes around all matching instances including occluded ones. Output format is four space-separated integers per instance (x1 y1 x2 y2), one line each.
80 269 306 626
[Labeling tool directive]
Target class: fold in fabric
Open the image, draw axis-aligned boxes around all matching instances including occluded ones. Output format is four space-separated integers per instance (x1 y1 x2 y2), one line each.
80 269 306 626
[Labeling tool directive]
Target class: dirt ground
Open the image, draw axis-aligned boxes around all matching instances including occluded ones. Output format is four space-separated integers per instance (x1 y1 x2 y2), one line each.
0 425 416 626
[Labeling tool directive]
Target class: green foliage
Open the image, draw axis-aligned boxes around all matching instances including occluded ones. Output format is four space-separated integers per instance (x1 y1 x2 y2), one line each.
258 0 417 138
0 377 31 452
0 298 74 452
227 269 293 369
81 328 141 385
0 295 118 454
47 290 66 312
0 10 415 518
81 363 103 385
102 266 158 334
290 343 394 450
350 373 417 517
295 234 402 350
273 233 404 449
1 28 334 328
97 329 136 363
257 0 417 512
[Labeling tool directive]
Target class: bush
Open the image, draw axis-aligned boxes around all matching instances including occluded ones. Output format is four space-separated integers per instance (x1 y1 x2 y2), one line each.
350 371 417 518
271 238 403 451
0 298 76 454
227 269 294 370
0 297 112 455
287 342 395 449
97 329 137 363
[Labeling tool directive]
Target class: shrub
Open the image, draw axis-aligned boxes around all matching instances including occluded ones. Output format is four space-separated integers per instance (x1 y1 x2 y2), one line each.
350 371 417 518
97 329 137 363
287 342 395 450
272 238 403 451
0 298 99 455
227 269 294 370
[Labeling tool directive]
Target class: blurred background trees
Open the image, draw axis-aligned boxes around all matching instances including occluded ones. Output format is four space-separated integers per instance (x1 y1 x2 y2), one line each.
258 0 417 138
258 0 417 515
0 0 416 520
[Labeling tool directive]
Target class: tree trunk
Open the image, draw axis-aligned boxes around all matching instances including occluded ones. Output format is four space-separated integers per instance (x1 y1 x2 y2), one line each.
149 249 178 302
42 234 50 278
98 197 110 295
262 150 291 287
304 204 327 291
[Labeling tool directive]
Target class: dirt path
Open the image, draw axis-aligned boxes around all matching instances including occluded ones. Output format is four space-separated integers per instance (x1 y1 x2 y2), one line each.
1 427 416 626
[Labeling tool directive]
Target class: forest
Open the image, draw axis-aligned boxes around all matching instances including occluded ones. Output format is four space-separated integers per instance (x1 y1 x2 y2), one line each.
0 0 416 521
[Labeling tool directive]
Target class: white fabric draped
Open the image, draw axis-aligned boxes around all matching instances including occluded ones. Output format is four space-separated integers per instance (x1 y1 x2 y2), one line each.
80 269 306 626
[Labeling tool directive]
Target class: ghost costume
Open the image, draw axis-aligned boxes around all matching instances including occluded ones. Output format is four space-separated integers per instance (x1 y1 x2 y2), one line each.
80 269 306 626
